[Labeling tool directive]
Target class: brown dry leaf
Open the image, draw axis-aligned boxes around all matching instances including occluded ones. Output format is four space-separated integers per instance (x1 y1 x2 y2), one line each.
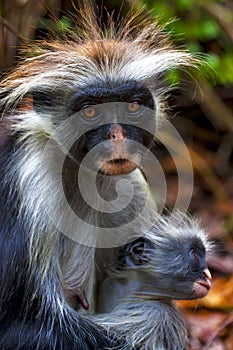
199 276 233 310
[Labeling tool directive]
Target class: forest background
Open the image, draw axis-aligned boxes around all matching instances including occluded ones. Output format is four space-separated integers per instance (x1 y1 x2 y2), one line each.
0 0 233 348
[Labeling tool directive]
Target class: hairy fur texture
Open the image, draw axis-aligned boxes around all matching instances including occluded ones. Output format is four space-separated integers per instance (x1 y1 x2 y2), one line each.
0 4 195 350
95 213 212 350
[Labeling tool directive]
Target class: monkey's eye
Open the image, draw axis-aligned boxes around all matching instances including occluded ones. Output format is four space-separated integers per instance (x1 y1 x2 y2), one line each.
127 101 141 114
190 248 199 261
189 248 202 271
190 248 199 260
82 106 97 118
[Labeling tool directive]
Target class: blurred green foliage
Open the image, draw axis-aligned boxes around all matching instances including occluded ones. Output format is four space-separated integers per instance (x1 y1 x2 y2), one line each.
140 0 233 86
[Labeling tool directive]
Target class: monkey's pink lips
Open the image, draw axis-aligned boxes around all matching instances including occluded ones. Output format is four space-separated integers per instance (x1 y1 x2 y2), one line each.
194 278 211 298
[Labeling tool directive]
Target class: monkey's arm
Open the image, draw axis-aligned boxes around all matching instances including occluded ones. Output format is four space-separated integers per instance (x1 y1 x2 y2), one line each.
0 139 124 350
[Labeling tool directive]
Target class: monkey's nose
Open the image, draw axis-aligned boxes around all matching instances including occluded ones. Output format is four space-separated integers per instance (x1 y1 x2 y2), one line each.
203 268 212 280
203 268 212 289
106 124 127 140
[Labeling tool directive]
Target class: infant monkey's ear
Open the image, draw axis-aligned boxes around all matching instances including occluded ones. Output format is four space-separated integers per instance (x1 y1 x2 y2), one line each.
124 237 154 267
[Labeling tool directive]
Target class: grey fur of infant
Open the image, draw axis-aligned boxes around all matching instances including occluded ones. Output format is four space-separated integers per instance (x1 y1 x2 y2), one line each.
94 213 212 350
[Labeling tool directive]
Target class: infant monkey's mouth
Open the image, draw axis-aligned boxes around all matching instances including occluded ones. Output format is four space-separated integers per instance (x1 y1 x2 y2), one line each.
194 268 212 298
196 279 211 290
194 279 211 298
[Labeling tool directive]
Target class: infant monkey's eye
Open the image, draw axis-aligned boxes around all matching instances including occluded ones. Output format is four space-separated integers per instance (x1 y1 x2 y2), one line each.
83 106 97 118
190 248 199 262
190 248 198 258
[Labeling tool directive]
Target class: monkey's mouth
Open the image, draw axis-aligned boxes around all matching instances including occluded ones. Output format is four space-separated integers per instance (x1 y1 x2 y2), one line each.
193 278 212 298
98 155 139 175
193 268 212 298
109 158 128 165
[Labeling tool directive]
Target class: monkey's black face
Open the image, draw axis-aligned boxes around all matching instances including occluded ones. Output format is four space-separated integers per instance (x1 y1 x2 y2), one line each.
69 81 156 175
123 236 212 301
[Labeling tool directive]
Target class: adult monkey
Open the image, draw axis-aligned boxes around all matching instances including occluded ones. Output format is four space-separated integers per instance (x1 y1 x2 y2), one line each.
0 3 194 350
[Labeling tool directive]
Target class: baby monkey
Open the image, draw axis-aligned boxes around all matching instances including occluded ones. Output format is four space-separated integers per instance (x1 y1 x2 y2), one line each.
94 214 212 350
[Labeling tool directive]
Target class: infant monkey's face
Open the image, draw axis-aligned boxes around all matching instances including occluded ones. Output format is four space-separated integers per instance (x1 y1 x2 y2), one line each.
122 233 212 301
